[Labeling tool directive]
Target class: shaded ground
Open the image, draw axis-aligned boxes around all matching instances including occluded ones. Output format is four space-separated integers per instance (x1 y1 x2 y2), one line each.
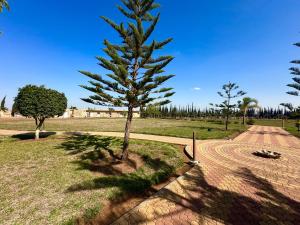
111 126 300 225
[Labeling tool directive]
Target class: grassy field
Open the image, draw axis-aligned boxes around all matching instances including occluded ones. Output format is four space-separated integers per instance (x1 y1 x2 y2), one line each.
0 118 246 140
0 135 184 225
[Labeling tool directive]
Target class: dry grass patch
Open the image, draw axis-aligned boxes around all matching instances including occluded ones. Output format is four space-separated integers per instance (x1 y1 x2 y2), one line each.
0 135 184 225
0 118 245 140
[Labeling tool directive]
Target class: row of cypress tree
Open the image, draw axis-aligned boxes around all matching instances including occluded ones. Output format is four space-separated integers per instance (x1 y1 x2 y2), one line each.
141 104 300 120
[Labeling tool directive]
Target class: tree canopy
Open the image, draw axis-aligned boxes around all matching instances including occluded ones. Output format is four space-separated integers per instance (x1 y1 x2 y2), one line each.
14 85 67 139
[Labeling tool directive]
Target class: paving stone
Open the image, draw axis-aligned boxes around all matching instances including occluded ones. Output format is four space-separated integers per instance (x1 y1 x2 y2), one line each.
111 126 300 224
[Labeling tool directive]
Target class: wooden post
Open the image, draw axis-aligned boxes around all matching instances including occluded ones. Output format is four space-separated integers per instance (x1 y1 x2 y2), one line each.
193 132 196 161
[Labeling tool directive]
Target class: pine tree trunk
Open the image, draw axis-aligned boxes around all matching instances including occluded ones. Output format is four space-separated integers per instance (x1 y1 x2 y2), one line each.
225 114 229 131
122 106 133 160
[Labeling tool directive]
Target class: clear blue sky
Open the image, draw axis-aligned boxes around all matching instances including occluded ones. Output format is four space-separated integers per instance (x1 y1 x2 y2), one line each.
0 0 299 109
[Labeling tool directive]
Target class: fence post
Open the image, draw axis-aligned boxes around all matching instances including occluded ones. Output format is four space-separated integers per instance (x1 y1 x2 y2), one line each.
188 132 199 165
192 131 198 164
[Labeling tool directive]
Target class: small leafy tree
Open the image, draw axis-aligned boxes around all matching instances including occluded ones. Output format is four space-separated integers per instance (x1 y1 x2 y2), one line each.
14 85 67 140
239 97 258 125
80 0 175 160
287 42 300 96
0 96 8 112
215 82 246 130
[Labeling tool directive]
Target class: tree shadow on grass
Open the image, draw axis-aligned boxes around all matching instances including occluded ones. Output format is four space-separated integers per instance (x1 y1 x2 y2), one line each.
59 134 120 156
58 134 135 176
12 132 56 140
59 134 176 190
66 154 175 194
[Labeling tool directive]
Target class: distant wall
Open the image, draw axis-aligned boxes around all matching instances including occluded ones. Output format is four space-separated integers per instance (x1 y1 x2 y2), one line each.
1 109 140 119
60 109 140 119
0 111 12 118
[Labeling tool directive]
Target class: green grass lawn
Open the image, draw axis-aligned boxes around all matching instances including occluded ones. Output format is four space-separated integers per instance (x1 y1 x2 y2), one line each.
0 135 184 225
0 118 246 140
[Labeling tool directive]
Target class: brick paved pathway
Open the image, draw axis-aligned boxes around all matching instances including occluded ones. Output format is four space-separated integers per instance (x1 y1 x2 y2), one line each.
234 125 300 148
111 126 300 225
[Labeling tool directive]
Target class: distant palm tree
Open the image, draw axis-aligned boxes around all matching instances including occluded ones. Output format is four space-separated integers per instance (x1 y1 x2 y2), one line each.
239 97 259 125
0 0 9 13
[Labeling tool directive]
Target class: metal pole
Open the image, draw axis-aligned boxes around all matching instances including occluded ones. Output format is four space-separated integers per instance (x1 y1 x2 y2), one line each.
193 132 196 161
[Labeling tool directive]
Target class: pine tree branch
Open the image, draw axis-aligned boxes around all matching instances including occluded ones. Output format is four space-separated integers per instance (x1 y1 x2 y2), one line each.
143 14 160 43
290 67 300 75
80 0 174 108
287 91 299 96
290 60 300 64
287 83 300 91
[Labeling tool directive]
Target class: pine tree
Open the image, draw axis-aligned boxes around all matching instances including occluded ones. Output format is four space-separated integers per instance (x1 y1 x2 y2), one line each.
80 0 175 160
287 42 300 96
215 82 246 130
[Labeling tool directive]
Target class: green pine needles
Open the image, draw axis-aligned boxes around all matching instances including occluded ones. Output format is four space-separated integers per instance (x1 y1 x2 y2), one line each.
79 0 175 160
0 0 9 34
287 42 300 96
215 82 246 130
0 0 9 13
